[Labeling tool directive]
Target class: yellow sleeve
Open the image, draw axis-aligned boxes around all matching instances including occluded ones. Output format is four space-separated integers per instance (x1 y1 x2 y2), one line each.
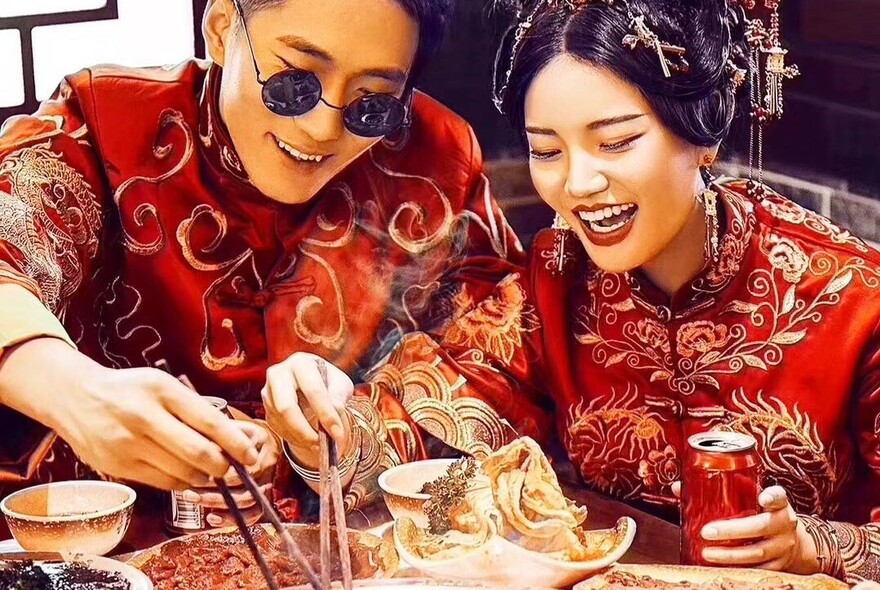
0 283 75 356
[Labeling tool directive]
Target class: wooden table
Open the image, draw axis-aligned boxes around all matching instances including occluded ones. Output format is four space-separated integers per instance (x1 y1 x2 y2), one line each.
110 484 682 565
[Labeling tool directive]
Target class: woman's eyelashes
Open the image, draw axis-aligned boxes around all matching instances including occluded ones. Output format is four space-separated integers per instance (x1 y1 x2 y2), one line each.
600 133 644 153
529 133 644 161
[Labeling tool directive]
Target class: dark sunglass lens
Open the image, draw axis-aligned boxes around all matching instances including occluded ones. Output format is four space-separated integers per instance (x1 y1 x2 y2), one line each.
343 94 405 137
262 70 321 116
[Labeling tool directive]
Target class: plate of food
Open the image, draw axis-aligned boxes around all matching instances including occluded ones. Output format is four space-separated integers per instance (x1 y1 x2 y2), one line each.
0 551 153 589
392 437 637 588
127 523 399 590
573 564 849 590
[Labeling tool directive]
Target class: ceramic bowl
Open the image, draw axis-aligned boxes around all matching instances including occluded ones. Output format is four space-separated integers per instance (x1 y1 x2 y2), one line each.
1 480 136 556
378 459 461 529
394 516 637 589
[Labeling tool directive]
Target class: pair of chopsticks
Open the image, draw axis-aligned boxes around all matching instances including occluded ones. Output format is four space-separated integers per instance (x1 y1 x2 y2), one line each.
154 359 352 590
315 359 354 590
217 454 322 590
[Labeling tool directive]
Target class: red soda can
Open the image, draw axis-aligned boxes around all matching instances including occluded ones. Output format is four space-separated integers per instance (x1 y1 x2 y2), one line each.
164 396 232 535
680 431 761 565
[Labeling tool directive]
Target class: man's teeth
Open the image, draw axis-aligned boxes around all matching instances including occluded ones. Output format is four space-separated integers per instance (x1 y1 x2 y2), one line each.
277 139 325 163
577 203 636 223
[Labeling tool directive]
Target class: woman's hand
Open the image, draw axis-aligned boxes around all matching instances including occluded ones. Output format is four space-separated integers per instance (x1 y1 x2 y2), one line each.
261 352 355 469
699 486 819 574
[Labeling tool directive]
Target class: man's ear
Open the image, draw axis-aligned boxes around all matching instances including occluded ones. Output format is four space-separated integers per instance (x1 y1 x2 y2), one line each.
204 0 235 67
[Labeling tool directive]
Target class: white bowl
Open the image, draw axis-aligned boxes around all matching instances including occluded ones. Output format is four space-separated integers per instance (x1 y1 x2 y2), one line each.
394 516 637 589
1 480 136 556
378 459 460 528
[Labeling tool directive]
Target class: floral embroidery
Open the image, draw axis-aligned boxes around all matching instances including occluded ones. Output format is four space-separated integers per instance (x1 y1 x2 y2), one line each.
442 274 537 365
577 247 880 394
677 321 730 357
637 445 681 492
566 384 674 502
759 187 870 254
634 319 670 354
765 235 809 283
695 186 755 294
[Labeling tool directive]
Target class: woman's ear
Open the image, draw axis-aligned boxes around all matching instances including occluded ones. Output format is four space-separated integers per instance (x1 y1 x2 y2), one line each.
701 144 721 167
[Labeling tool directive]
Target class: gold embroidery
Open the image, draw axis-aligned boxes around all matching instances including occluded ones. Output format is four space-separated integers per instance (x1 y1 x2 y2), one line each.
294 246 348 351
715 390 841 515
369 151 454 255
677 321 731 357
0 140 102 312
113 110 194 256
345 395 402 512
199 253 254 371
674 251 880 393
566 384 674 502
385 419 420 461
760 189 870 254
442 275 537 364
303 183 357 249
830 521 880 584
633 318 670 354
575 298 674 387
577 238 880 394
98 277 163 367
370 343 513 458
637 445 681 498
449 284 476 321
176 204 236 271
174 203 254 371
766 235 809 283
699 189 756 292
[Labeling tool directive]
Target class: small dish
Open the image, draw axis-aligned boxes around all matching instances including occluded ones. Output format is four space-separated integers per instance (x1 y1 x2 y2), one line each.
1 480 136 556
394 516 637 589
378 459 460 529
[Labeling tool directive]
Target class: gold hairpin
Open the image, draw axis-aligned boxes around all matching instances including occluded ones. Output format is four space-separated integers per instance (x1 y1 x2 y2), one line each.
622 15 689 78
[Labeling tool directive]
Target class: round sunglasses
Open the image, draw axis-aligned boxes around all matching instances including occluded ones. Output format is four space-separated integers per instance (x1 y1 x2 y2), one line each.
233 1 409 138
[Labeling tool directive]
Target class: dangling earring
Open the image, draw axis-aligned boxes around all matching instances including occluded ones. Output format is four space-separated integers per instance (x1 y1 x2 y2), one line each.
698 189 720 266
550 213 573 275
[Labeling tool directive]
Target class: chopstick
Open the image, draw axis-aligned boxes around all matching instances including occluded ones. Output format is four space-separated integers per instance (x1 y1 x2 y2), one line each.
316 360 354 590
218 454 324 590
214 478 280 590
153 359 325 590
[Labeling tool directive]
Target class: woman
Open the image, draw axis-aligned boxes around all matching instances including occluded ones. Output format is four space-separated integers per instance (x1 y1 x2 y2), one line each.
0 0 522 533
367 0 880 583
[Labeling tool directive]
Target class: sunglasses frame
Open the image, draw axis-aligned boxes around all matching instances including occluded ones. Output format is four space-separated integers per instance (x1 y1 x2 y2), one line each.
231 0 412 138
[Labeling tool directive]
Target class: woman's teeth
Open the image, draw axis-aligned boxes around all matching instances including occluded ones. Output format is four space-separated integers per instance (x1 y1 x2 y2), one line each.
577 203 637 234
277 138 325 163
